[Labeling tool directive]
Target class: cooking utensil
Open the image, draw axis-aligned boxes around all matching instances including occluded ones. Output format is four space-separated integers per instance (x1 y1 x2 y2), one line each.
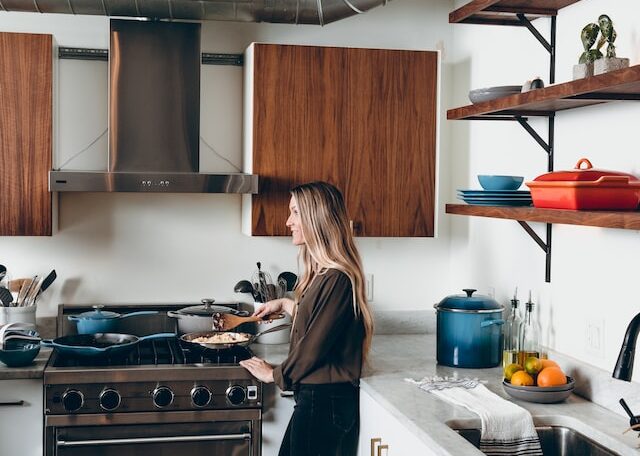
180 323 291 351
16 277 35 306
216 312 286 331
37 269 57 296
434 289 504 368
0 265 6 281
24 276 43 306
234 280 260 301
277 271 298 292
526 158 640 210
41 332 175 359
0 287 13 307
68 305 159 335
8 278 28 293
253 262 276 302
167 299 250 334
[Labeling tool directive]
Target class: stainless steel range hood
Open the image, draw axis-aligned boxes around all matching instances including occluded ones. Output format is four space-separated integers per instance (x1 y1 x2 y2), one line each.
50 19 258 193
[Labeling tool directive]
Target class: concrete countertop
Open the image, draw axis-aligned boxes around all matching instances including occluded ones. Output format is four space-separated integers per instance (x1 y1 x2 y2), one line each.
0 348 51 380
256 335 640 456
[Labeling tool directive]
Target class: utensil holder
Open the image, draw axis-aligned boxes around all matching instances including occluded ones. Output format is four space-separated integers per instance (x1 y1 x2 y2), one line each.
0 306 36 330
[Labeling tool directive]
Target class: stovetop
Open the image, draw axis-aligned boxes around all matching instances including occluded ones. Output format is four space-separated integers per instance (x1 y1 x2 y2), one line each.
49 337 253 368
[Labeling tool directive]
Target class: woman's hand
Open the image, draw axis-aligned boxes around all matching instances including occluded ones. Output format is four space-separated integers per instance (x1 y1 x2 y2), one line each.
239 356 274 383
253 298 295 319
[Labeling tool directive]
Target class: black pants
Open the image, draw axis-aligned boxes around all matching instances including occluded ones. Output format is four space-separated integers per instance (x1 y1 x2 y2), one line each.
278 383 359 456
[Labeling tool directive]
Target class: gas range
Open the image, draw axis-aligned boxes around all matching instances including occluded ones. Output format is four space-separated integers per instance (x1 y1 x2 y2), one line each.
44 304 262 456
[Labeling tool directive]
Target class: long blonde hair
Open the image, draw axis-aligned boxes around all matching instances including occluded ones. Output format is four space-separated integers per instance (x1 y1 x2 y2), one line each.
290 181 374 362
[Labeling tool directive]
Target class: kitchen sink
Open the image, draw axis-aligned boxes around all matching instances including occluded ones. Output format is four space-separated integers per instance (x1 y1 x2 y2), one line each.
453 426 620 456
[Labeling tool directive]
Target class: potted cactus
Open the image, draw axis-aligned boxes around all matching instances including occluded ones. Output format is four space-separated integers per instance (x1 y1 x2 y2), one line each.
573 22 601 79
593 14 629 75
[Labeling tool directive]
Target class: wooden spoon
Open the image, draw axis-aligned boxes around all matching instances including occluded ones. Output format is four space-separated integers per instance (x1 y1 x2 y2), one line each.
216 312 286 331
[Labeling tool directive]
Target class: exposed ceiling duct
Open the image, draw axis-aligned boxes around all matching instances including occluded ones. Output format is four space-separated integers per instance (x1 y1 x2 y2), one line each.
0 0 390 25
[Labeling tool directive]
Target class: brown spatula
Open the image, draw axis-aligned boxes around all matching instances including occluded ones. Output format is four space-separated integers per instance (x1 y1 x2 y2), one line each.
215 312 286 331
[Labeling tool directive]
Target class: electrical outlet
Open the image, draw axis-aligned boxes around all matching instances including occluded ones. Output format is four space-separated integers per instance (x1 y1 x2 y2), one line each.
586 318 605 358
365 274 374 302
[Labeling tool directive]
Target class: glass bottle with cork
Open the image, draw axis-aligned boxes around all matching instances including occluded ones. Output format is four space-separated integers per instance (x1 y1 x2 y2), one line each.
502 288 523 369
518 291 541 365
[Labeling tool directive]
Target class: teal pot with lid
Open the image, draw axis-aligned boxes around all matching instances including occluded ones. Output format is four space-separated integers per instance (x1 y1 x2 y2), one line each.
434 289 505 368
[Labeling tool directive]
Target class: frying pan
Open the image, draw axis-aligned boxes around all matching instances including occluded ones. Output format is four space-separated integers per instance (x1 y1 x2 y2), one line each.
41 332 175 359
180 323 291 351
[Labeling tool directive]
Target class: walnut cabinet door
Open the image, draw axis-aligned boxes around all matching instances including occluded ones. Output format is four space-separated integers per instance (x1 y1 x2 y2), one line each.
0 32 52 236
245 43 437 237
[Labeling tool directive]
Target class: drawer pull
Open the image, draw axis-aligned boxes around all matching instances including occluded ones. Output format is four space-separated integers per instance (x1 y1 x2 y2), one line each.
0 400 25 407
370 437 381 456
377 444 389 456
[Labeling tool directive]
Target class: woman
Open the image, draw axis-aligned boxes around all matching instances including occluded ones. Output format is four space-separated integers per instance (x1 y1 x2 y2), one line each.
239 181 374 456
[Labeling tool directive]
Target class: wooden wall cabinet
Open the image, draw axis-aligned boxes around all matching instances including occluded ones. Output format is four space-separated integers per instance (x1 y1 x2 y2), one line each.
0 32 52 236
243 43 437 237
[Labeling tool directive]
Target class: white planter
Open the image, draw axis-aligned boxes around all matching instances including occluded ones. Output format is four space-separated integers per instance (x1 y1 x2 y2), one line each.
0 306 36 329
573 63 594 80
594 57 630 75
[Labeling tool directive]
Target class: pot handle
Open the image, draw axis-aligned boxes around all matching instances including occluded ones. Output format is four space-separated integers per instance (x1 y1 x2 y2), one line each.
119 311 159 319
575 158 593 170
67 315 80 321
480 319 505 328
40 339 54 347
137 333 176 342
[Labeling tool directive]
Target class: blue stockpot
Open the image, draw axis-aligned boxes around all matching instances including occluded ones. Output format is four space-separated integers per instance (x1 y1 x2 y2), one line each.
434 289 505 368
68 305 159 334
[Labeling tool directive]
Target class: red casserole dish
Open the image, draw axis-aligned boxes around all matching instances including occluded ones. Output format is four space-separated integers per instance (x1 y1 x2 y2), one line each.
526 158 640 210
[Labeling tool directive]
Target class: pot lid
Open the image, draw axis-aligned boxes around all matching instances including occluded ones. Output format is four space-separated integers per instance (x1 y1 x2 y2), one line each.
176 299 245 316
436 289 502 311
74 305 121 320
532 158 640 183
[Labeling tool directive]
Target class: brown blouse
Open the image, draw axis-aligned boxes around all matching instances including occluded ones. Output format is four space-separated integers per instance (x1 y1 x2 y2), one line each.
272 268 364 391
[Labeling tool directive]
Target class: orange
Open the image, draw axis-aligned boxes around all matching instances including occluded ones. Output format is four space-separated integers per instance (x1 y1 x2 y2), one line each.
510 370 534 386
524 357 543 375
537 367 567 387
540 359 560 370
504 363 524 381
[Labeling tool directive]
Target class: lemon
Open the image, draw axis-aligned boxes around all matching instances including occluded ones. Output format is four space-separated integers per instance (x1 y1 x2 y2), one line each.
510 370 534 386
504 363 524 381
524 356 543 375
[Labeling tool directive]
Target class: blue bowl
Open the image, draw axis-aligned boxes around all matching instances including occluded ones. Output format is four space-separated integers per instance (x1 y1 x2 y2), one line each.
478 175 524 191
0 342 41 367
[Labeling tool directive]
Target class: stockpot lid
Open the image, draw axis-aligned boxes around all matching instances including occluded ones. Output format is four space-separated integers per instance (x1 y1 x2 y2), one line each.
175 299 248 317
73 305 121 320
435 289 503 312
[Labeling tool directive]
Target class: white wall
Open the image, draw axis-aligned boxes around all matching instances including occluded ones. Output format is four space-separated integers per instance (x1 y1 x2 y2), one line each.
449 0 640 380
0 0 455 316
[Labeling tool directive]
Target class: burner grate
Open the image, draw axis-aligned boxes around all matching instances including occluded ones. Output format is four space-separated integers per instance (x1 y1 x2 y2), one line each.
50 337 253 368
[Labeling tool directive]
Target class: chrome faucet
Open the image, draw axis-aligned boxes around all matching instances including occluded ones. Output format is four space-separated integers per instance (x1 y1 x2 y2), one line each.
613 312 640 381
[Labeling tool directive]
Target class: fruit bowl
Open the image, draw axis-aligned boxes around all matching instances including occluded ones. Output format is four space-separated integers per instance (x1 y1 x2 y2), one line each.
503 376 575 403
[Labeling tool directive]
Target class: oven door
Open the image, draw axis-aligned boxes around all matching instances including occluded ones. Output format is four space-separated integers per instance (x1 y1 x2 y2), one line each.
46 409 261 456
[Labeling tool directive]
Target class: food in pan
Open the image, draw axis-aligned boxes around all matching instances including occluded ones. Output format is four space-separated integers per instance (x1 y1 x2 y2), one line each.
191 332 249 344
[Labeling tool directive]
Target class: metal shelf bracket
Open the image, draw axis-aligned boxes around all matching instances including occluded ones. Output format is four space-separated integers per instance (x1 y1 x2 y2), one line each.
518 221 552 282
517 13 556 84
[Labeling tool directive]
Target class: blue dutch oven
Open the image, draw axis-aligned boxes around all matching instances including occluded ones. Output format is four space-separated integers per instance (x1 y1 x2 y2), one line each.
68 305 159 334
434 289 504 368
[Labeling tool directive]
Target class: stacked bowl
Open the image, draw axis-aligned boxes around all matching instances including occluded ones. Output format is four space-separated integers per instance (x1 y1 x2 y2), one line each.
458 175 532 207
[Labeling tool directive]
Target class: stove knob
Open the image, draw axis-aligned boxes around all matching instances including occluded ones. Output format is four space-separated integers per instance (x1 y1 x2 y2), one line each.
226 385 246 405
62 389 84 412
99 388 121 412
152 386 174 408
191 386 212 407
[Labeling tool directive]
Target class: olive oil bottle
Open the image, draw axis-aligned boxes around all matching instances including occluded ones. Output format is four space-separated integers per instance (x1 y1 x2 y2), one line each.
502 288 522 369
518 291 540 365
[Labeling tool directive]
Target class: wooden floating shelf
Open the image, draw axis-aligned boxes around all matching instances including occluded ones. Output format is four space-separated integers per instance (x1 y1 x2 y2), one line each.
447 65 640 119
450 0 582 25
446 204 640 230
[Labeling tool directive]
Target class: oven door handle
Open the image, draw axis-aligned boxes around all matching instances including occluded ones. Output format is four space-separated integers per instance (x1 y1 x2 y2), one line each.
56 432 252 447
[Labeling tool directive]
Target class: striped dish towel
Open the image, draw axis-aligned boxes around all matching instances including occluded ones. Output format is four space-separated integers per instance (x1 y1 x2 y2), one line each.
406 376 543 456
